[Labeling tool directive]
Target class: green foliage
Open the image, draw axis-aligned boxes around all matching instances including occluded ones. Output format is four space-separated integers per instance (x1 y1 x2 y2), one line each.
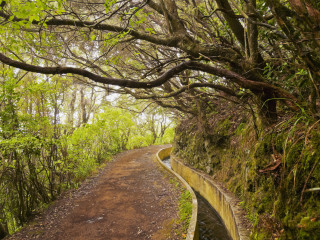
174 111 320 239
179 190 192 234
157 124 176 144
104 0 117 13
0 69 175 235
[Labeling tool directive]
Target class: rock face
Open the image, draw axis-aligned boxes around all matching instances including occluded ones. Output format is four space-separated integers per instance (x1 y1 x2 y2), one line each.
173 114 320 239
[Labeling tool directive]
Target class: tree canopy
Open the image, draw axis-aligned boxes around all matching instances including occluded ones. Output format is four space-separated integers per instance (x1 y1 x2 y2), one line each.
0 68 174 235
1 1 320 238
0 0 319 125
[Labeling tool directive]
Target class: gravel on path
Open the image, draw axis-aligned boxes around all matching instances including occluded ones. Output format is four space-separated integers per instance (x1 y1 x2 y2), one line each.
7 145 183 240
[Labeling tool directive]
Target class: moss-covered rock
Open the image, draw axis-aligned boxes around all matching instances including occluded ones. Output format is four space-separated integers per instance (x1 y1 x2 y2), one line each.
173 113 320 239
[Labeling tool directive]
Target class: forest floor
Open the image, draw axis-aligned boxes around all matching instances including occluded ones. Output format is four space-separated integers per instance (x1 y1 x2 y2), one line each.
7 145 184 240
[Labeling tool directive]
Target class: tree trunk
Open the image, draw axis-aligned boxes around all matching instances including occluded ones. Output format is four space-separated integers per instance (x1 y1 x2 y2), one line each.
257 92 278 126
67 89 77 128
0 223 7 239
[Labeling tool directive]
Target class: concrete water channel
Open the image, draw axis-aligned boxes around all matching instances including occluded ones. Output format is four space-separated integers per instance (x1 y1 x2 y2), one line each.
162 157 232 240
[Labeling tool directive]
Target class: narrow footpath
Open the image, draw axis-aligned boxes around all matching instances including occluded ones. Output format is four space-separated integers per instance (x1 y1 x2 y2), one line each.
8 145 183 240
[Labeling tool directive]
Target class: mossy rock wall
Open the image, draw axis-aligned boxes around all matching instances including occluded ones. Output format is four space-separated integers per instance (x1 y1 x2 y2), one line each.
173 116 320 239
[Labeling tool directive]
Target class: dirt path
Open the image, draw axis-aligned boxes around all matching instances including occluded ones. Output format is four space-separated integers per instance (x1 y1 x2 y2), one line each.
8 145 183 240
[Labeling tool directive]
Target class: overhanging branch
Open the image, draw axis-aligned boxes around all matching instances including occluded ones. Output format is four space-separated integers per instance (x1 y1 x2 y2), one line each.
0 11 180 47
0 51 298 107
125 83 239 99
0 52 191 88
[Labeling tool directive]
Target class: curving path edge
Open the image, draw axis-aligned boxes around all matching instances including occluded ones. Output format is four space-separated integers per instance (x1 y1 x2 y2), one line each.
155 147 199 240
171 154 252 240
7 145 186 240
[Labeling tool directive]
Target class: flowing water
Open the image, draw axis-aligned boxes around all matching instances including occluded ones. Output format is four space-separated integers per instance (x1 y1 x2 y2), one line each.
162 157 232 240
162 157 171 169
197 193 232 240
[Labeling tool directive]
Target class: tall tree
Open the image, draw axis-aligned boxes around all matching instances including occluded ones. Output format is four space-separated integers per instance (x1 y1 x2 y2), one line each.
0 0 319 125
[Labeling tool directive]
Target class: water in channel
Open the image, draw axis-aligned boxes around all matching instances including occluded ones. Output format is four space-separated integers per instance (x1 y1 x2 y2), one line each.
162 157 232 240
196 192 232 240
162 156 172 169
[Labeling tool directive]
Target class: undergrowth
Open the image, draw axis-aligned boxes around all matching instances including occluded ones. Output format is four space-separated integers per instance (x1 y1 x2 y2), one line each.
179 190 192 235
173 112 320 239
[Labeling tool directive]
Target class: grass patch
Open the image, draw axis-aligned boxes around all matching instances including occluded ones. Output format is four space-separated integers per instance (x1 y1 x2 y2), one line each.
179 190 192 236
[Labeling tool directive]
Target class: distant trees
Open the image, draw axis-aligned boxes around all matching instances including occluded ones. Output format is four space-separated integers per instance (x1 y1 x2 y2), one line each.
0 0 319 126
0 1 319 237
0 66 174 236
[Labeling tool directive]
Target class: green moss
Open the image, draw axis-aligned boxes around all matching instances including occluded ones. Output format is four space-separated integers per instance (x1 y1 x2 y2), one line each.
174 115 320 239
179 190 192 234
235 122 246 135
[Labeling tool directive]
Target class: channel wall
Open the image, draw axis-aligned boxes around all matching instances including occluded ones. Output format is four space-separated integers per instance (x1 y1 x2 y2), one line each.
170 154 251 240
155 147 199 240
